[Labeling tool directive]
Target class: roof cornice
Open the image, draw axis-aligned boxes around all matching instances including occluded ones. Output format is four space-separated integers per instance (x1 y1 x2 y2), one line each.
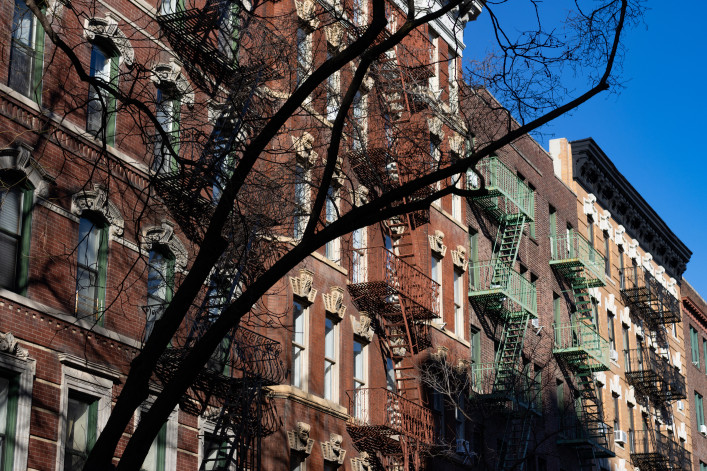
570 138 691 280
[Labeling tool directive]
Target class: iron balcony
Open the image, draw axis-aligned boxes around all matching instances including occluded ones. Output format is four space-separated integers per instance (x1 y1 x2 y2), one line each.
624 348 686 403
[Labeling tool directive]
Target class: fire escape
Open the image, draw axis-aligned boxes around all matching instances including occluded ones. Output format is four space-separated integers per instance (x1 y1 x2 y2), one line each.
467 156 538 471
550 230 614 468
344 34 439 471
621 266 690 471
150 2 287 470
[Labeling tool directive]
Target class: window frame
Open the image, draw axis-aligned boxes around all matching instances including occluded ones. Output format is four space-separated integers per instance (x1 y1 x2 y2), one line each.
75 216 109 323
292 299 309 391
323 315 338 402
324 185 340 264
0 352 33 471
153 88 181 175
453 269 464 338
86 44 119 146
0 177 33 295
352 337 367 420
430 254 442 316
8 0 45 103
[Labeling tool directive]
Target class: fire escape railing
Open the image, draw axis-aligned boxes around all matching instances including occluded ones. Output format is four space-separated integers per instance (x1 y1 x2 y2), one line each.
549 231 605 285
468 156 535 222
557 415 614 456
553 322 610 372
630 429 692 471
624 348 686 403
468 261 538 317
621 266 681 327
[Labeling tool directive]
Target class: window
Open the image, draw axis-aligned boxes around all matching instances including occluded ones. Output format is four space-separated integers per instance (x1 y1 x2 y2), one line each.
448 52 458 112
430 255 442 315
556 379 564 412
352 339 367 419
533 366 542 412
87 45 118 145
613 395 620 438
158 0 184 15
455 394 465 442
291 453 306 471
75 217 108 321
0 374 19 470
296 27 311 86
701 462 707 471
351 227 366 283
453 270 464 338
0 177 33 294
211 117 240 204
619 247 625 289
587 216 594 248
428 30 439 91
527 183 536 238
351 91 365 150
293 164 308 240
623 325 630 367
324 317 337 401
628 405 635 453
326 50 339 122
292 300 307 390
324 186 340 263
9 0 44 102
549 206 557 257
591 300 599 329
432 391 444 440
451 173 462 221
64 393 98 471
696 392 704 428
145 249 174 340
607 313 616 353
141 423 167 471
553 293 561 329
153 89 180 175
352 0 365 25
604 231 611 278
202 432 229 471
468 228 478 288
692 326 701 367
703 339 707 375
385 358 396 391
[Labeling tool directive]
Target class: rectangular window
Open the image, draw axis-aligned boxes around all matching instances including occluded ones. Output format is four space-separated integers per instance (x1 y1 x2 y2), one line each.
428 30 439 91
623 325 630 367
533 366 542 413
75 218 108 321
619 247 625 289
142 423 167 471
587 216 594 248
326 50 339 122
351 91 365 150
448 52 458 112
154 89 180 175
549 206 557 257
553 293 561 325
528 183 536 239
556 379 564 412
9 0 44 102
352 227 366 283
353 339 366 419
145 250 174 340
454 270 464 338
293 164 308 241
296 27 310 86
604 231 611 278
202 432 229 471
628 405 635 453
607 313 616 352
0 374 19 470
0 183 32 294
324 317 337 401
703 339 707 375
455 395 465 442
324 186 340 263
468 229 478 288
613 395 620 435
692 326 701 367
451 173 462 221
87 46 118 145
431 255 442 316
292 301 307 389
696 392 705 428
591 300 599 329
64 393 98 471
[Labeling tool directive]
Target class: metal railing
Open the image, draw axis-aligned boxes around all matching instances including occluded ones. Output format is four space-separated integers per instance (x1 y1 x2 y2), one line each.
621 266 680 325
631 430 691 470
347 246 440 319
468 261 537 316
470 362 541 410
550 230 606 283
469 156 535 220
553 322 610 371
346 388 434 445
558 415 614 455
625 348 686 402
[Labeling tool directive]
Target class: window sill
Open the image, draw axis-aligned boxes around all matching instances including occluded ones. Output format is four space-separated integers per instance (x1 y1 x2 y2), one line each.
268 384 348 419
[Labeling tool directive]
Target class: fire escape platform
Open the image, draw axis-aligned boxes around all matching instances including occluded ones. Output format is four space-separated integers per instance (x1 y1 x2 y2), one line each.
468 156 535 222
468 261 537 318
625 348 686 403
631 430 692 471
553 322 610 372
621 266 681 327
557 417 615 458
549 231 606 286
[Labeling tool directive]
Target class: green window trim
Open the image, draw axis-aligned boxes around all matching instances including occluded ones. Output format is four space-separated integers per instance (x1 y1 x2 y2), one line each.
75 216 109 325
87 45 119 147
9 0 45 103
0 182 33 296
1 373 20 471
692 326 701 368
703 339 707 375
696 392 705 428
64 393 98 471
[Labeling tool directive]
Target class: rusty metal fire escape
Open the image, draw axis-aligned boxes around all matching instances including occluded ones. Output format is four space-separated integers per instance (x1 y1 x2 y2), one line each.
466 156 537 471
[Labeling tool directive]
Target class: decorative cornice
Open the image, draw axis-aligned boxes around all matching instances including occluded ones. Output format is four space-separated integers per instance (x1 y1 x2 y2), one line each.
141 221 188 269
83 13 135 66
322 286 346 319
290 268 317 304
428 230 447 257
321 433 346 464
150 60 194 108
287 421 315 455
451 245 468 272
70 184 125 236
351 452 373 471
295 0 320 29
0 143 54 196
352 313 374 342
292 133 318 168
0 332 29 359
570 138 691 280
325 24 345 50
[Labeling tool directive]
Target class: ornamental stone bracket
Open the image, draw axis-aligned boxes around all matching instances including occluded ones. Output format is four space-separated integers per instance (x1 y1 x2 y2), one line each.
323 286 346 319
430 345 448 362
583 193 598 218
451 245 468 272
0 143 55 197
352 313 374 342
83 13 135 67
427 116 444 140
0 332 29 359
141 221 188 270
292 133 318 168
428 230 447 258
599 210 612 234
295 0 320 30
325 24 345 51
615 225 626 247
351 452 372 471
454 358 471 374
321 433 346 465
71 184 125 237
628 240 640 261
353 186 369 207
151 60 195 108
287 421 315 455
290 268 317 304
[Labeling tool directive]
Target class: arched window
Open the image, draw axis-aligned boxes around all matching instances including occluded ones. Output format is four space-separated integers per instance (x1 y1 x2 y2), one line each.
0 172 33 294
75 215 108 320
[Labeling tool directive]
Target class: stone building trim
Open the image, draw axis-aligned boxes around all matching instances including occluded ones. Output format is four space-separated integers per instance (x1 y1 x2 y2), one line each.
83 13 135 66
150 60 194 107
0 332 29 359
325 24 345 50
451 245 468 272
287 421 315 455
70 184 125 237
292 133 319 168
321 433 346 464
351 452 373 471
0 143 55 197
295 0 320 29
141 221 188 270
322 286 346 319
428 230 447 257
352 313 374 342
290 268 317 304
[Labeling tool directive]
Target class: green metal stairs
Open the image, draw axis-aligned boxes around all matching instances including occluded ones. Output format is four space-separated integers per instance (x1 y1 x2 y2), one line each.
499 408 535 471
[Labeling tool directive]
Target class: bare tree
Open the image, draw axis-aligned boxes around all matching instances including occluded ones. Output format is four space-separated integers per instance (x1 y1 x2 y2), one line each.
1 0 641 469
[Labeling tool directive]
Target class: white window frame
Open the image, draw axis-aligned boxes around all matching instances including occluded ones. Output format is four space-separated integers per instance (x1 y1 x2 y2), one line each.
448 52 458 113
56 360 114 471
353 337 368 420
296 26 312 87
135 399 178 471
453 269 464 338
0 350 34 471
325 50 340 123
198 416 237 471
324 315 339 402
428 29 439 92
293 163 309 241
324 186 340 264
451 173 462 221
292 299 309 391
431 255 442 316
351 227 367 284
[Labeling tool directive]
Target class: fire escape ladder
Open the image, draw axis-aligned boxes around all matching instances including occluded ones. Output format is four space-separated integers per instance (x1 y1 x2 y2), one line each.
569 274 594 325
498 406 535 471
376 48 411 120
494 311 530 395
576 368 610 451
491 215 525 288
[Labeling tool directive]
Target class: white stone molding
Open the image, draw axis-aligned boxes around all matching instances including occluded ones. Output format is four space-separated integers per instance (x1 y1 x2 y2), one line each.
428 230 447 257
594 372 606 387
610 375 621 397
141 221 188 270
626 386 636 407
83 13 135 66
290 268 317 304
628 240 639 261
295 0 320 29
583 193 598 217
620 306 631 328
321 433 346 464
678 422 687 441
287 421 315 455
454 358 471 374
456 0 483 24
0 143 54 197
599 210 612 233
71 184 125 237
354 185 369 206
292 133 318 168
351 452 373 471
360 74 375 93
325 24 345 50
642 253 653 273
352 313 374 342
151 59 194 107
427 116 444 139
430 345 449 362
0 332 29 359
674 351 682 371
606 293 616 315
615 225 626 247
323 286 346 319
448 134 464 157
0 343 35 471
451 245 468 272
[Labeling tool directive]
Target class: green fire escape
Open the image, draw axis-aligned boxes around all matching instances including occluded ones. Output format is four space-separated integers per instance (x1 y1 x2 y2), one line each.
550 230 614 467
467 157 537 471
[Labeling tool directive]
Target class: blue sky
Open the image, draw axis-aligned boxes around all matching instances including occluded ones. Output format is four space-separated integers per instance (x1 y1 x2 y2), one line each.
463 1 707 297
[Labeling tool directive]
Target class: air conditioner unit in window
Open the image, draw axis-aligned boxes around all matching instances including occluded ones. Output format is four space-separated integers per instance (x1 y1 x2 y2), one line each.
456 439 470 454
531 318 540 329
610 349 619 362
677 400 684 411
614 430 628 445
700 424 707 437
